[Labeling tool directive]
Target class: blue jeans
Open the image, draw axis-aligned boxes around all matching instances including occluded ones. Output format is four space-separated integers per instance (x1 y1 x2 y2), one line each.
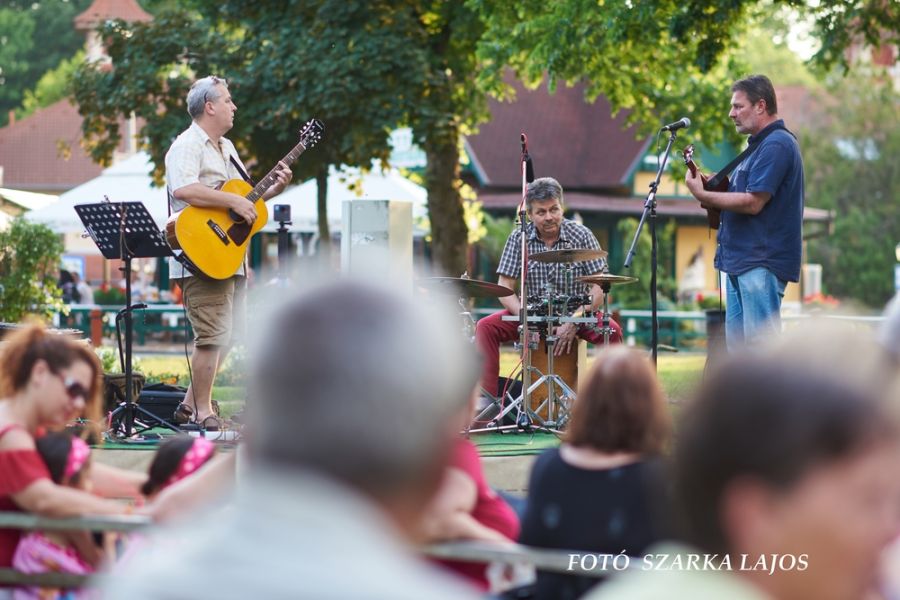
725 267 786 351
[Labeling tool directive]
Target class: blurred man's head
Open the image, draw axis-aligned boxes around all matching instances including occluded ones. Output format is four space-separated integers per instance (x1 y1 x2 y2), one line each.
246 279 478 529
675 330 900 600
879 293 900 362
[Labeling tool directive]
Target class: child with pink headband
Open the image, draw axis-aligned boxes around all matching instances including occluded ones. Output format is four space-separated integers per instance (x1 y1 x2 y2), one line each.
114 436 217 570
12 432 102 600
141 436 216 500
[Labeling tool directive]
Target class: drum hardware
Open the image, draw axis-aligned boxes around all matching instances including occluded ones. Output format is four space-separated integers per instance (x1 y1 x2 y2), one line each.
468 306 595 435
419 275 514 343
577 272 638 345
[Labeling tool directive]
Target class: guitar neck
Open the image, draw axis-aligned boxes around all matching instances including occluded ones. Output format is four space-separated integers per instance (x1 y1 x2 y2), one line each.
245 140 308 202
685 158 698 178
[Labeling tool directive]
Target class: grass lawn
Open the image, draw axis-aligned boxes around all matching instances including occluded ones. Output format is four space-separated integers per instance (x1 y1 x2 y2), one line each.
133 354 244 419
499 348 704 402
136 348 707 420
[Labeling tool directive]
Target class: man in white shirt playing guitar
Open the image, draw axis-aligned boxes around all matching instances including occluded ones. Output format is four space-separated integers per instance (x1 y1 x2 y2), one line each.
165 75 292 429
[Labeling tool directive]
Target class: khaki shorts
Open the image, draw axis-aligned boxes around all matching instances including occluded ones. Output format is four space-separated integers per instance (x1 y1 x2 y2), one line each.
176 276 246 348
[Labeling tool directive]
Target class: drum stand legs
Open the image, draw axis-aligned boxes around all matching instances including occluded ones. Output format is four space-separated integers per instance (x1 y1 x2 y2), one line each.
525 334 576 430
467 387 533 434
466 333 574 435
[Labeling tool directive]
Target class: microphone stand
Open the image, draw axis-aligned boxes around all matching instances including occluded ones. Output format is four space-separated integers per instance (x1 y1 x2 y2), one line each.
624 128 679 366
517 134 531 427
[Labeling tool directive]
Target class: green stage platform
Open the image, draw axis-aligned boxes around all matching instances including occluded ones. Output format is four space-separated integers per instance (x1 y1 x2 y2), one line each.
468 430 561 457
91 428 556 495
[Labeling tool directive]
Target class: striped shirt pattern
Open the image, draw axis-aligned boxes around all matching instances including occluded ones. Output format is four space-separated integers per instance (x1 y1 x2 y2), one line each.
165 122 248 279
496 219 607 297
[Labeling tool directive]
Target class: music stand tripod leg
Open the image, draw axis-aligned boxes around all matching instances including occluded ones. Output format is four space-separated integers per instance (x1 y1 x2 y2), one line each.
107 258 181 438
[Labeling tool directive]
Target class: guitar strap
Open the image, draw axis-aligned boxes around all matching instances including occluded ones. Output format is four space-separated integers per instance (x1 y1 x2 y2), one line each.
707 122 793 189
165 156 253 217
229 155 255 185
227 155 255 277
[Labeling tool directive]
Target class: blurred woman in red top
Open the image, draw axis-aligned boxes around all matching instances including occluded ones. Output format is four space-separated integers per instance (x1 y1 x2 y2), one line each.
0 324 141 575
421 388 520 591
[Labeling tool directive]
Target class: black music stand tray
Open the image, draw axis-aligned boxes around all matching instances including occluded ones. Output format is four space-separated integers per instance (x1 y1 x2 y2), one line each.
75 202 179 439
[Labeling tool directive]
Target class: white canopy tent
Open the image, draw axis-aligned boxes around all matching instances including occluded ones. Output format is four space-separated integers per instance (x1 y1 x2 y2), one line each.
260 164 428 235
0 188 58 212
25 152 168 234
25 153 428 236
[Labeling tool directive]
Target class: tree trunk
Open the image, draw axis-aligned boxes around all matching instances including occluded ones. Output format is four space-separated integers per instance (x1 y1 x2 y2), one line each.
316 166 330 257
422 132 468 277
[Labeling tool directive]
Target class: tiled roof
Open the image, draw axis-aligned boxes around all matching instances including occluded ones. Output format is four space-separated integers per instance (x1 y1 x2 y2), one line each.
73 0 152 30
775 85 828 132
465 79 650 191
478 190 832 223
0 100 106 192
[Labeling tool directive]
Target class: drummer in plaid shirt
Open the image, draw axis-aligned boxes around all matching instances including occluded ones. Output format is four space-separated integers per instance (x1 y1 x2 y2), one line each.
475 177 623 397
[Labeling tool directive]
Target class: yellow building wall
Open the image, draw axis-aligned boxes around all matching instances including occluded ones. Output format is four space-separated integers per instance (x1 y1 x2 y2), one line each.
633 172 683 197
675 226 720 295
675 225 801 303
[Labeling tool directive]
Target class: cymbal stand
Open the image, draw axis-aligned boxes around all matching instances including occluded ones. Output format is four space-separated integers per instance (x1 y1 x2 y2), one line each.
458 296 477 342
599 280 615 346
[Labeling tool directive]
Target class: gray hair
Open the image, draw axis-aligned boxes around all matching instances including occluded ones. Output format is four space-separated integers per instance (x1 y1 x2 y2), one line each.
245 279 479 498
186 75 228 119
526 177 564 211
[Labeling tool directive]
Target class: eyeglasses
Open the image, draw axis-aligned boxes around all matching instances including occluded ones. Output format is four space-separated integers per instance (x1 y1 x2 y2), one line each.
57 374 89 402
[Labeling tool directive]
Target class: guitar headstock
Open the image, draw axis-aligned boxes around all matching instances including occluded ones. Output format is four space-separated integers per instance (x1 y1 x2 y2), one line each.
682 143 695 165
299 118 324 149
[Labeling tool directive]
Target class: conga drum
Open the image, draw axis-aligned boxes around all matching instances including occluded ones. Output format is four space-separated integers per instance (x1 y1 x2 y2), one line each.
528 338 585 422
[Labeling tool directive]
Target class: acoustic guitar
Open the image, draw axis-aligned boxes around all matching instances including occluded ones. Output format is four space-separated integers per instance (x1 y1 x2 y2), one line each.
682 144 726 230
165 119 324 279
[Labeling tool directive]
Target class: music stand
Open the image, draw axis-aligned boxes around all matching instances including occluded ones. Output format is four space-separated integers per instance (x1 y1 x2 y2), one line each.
75 202 178 438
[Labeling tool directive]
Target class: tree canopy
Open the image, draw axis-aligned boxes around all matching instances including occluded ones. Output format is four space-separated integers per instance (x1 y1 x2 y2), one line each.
804 70 900 308
65 0 900 279
72 1 489 275
470 0 898 147
0 0 91 126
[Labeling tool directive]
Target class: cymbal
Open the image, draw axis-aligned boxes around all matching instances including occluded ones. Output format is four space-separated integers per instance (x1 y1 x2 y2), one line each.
530 248 608 263
577 273 639 286
419 277 515 298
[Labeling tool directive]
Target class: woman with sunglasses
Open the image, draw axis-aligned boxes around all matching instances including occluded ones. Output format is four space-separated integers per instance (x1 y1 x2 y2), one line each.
0 323 141 587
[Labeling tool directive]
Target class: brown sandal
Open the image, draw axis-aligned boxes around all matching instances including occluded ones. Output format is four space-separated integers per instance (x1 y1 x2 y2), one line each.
199 415 224 432
173 402 194 425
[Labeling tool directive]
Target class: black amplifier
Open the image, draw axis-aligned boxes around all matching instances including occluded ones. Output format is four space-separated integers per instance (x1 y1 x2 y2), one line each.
137 383 187 423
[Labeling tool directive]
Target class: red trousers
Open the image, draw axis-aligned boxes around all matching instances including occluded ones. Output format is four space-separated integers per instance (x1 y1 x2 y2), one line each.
474 310 623 396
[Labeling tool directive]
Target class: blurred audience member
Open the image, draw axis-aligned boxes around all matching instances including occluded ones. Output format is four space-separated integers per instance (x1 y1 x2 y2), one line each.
589 328 900 600
0 325 136 584
58 270 80 304
12 432 104 599
521 346 671 599
101 279 483 599
72 273 94 306
878 292 900 361
421 388 520 592
116 437 219 568
140 436 217 501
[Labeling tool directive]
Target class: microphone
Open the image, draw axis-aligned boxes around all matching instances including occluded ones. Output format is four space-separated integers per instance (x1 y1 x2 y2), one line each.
521 133 535 183
660 117 691 132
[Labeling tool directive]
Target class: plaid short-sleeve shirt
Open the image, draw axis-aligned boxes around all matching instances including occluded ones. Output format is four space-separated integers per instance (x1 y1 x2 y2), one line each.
496 219 607 297
165 122 248 279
